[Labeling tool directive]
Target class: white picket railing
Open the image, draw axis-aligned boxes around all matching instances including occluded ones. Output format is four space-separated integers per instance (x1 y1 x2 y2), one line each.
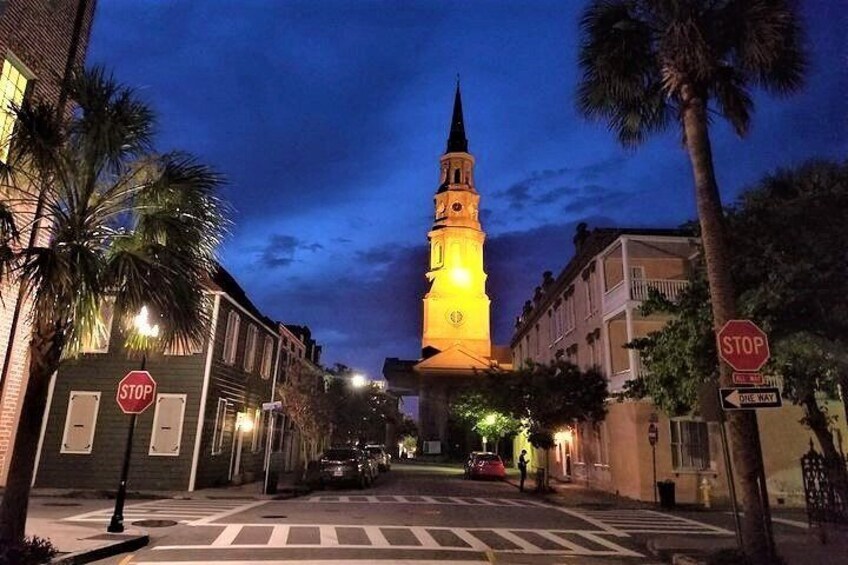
630 278 689 302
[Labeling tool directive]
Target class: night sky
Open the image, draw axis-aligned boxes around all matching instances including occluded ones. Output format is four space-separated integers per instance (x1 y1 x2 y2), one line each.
89 1 846 390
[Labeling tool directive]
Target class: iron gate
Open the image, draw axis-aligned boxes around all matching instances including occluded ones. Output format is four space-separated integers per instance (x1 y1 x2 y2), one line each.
800 440 848 525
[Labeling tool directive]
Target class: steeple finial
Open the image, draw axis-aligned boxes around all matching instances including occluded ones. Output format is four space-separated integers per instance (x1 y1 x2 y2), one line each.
446 79 468 153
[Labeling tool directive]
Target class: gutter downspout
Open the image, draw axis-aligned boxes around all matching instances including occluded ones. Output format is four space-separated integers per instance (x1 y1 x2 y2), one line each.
187 294 221 492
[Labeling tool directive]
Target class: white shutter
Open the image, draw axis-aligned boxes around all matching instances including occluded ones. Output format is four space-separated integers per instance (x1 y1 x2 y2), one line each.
60 391 100 454
223 311 240 364
148 394 187 456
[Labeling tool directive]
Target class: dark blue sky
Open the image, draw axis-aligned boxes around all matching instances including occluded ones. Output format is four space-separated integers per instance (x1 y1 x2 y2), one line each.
89 1 846 383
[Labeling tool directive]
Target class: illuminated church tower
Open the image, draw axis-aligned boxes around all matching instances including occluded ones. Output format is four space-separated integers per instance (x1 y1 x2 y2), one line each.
421 83 492 358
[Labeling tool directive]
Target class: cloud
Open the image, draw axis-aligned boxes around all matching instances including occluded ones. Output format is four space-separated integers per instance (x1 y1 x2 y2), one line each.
562 184 632 214
356 245 398 265
256 234 324 268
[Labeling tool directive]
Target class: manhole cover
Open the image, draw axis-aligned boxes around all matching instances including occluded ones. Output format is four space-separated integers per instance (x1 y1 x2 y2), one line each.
262 515 287 519
43 502 81 507
132 519 178 528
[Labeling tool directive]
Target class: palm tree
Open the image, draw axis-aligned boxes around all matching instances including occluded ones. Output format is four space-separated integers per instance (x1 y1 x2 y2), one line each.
576 1 805 561
0 67 228 543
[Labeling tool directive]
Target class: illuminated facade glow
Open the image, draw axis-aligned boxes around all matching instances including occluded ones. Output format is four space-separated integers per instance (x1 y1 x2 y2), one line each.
421 84 491 358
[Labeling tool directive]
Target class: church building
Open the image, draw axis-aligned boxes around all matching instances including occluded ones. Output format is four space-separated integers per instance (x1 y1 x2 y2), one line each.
384 84 511 455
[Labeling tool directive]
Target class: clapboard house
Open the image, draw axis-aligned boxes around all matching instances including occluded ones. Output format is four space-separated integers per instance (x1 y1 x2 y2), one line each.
34 266 295 491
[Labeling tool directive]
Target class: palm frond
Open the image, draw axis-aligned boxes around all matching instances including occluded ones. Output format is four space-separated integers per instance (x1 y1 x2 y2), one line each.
577 0 671 146
721 0 806 94
710 65 753 136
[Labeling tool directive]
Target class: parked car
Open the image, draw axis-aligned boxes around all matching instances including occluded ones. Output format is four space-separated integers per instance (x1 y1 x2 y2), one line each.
318 447 372 488
467 452 506 480
365 444 392 471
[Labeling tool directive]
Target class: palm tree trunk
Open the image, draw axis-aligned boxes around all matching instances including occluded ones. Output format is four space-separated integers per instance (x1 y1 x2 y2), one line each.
680 84 774 563
0 322 64 544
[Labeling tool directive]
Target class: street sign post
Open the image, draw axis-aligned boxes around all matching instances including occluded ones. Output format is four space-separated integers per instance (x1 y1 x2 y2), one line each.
116 370 157 414
262 400 283 412
720 387 782 411
108 369 157 533
716 320 770 372
732 372 765 386
648 414 659 504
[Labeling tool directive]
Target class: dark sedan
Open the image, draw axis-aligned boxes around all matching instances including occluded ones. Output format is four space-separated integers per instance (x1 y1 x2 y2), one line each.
318 448 372 488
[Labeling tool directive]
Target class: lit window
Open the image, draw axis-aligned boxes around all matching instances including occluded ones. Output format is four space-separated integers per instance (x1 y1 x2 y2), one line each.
222 311 240 364
0 58 29 163
670 419 710 471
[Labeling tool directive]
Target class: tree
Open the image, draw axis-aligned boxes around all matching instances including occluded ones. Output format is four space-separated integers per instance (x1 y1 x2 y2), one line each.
0 67 227 543
490 359 608 489
577 2 806 559
450 392 520 454
628 160 848 505
278 361 332 477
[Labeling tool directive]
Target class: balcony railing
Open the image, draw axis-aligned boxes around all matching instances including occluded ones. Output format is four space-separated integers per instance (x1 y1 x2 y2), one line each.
630 278 688 302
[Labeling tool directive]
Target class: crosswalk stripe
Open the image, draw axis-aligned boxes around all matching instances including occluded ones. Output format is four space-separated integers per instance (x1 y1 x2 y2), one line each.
419 496 439 503
363 526 390 547
492 528 540 551
471 497 496 505
497 498 526 507
450 528 489 550
534 530 585 552
268 525 290 545
212 524 243 546
319 525 339 546
409 526 440 548
447 496 471 505
574 531 643 556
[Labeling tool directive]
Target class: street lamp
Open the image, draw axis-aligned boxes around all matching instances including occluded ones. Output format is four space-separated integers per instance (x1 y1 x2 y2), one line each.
484 413 497 426
107 306 160 533
351 373 367 388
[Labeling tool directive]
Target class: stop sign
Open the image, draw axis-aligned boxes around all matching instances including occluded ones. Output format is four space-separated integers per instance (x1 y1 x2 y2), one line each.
716 320 770 372
116 371 157 414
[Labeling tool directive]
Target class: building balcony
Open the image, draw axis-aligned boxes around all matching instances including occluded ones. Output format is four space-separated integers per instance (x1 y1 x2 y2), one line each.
603 278 689 315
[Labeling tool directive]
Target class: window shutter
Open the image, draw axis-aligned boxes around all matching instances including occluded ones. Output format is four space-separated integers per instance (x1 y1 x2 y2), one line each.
60 391 100 454
149 394 187 456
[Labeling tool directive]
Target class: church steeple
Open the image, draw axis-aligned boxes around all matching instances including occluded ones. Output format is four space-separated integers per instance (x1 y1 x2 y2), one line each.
446 81 468 154
423 83 490 359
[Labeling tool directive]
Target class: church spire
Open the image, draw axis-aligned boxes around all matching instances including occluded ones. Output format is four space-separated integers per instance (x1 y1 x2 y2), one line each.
446 80 468 154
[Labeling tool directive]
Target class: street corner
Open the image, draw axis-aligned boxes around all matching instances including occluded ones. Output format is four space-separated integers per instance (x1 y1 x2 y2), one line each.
48 526 149 565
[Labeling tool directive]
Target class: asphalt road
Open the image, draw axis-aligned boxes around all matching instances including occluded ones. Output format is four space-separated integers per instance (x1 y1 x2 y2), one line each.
56 462 759 564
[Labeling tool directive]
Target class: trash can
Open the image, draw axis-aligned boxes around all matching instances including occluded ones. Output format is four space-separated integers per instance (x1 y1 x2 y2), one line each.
657 480 675 508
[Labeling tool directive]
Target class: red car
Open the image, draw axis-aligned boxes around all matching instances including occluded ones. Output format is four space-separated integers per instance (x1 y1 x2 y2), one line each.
468 452 506 480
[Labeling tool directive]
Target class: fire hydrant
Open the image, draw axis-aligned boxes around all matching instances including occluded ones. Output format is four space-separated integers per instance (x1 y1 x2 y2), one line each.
699 477 712 509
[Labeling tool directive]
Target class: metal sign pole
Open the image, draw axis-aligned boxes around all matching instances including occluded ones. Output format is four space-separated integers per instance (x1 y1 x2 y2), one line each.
718 412 744 550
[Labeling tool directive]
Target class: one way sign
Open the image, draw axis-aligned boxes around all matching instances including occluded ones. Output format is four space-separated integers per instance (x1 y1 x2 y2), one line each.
719 387 782 411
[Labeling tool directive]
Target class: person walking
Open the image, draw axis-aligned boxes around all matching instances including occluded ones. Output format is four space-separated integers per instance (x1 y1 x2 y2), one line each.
518 449 528 492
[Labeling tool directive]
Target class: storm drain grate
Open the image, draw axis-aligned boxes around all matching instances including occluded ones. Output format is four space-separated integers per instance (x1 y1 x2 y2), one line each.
132 519 178 528
43 502 81 507
261 515 288 519
576 502 615 510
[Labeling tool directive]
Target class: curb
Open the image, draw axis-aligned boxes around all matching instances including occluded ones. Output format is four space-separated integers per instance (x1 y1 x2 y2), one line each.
50 531 149 565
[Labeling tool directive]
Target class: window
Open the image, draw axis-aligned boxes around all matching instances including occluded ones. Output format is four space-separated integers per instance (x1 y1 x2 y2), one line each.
566 296 576 332
670 419 710 471
454 168 461 183
251 408 264 453
553 304 564 340
211 398 228 455
259 336 274 379
534 324 540 355
585 275 597 318
0 57 29 163
60 391 100 454
243 325 258 372
149 394 187 456
79 297 116 354
222 311 240 364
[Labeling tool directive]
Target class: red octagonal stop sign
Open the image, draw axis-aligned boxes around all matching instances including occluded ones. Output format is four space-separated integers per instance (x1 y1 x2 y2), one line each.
116 370 157 414
716 320 770 372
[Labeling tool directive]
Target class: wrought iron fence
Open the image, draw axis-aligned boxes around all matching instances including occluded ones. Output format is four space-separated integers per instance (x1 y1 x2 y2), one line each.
800 440 848 526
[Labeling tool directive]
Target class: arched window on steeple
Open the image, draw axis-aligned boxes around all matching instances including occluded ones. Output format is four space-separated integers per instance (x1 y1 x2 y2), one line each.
454 168 461 183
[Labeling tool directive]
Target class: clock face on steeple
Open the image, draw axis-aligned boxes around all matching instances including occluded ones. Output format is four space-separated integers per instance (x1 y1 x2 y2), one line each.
451 202 463 213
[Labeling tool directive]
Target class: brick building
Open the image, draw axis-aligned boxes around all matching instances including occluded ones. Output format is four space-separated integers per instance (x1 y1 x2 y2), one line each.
0 0 97 485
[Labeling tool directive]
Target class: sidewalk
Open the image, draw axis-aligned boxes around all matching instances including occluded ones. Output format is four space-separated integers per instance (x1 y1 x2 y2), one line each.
19 473 311 563
502 473 848 564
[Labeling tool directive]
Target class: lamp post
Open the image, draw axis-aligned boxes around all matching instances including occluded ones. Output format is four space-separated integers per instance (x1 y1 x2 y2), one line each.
107 307 160 533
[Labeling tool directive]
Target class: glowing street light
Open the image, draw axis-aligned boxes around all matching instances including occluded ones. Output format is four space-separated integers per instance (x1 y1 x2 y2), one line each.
133 305 160 338
484 413 497 426
351 373 367 388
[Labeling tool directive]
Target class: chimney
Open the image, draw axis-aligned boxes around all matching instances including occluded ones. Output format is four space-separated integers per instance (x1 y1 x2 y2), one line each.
573 222 589 250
